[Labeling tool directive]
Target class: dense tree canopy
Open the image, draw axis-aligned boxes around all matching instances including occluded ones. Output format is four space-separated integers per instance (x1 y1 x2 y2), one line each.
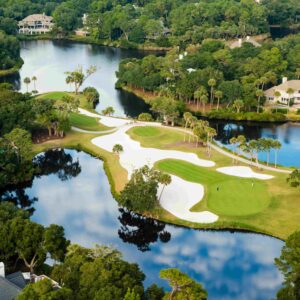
0 30 22 71
117 34 300 117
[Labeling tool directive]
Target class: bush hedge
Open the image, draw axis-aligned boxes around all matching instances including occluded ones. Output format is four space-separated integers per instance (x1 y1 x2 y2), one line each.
205 109 287 122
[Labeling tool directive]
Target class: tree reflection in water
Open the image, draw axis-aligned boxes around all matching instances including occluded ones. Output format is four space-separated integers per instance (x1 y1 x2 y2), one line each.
118 208 171 252
33 149 81 181
0 149 82 213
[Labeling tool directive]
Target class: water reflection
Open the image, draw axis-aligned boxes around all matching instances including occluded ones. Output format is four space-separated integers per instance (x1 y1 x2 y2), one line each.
118 208 171 252
211 120 300 167
1 149 283 300
0 149 81 213
33 148 81 181
0 40 153 118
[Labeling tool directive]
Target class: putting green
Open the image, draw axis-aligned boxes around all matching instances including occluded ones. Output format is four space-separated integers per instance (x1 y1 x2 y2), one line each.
156 159 271 217
131 126 161 137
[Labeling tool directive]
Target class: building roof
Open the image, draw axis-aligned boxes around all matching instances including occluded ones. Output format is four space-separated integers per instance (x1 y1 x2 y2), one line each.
0 277 22 300
229 36 261 49
20 14 53 22
6 272 27 289
265 80 300 96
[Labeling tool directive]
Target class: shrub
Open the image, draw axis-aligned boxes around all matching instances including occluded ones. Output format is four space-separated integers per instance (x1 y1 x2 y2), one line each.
206 109 286 122
138 113 153 122
271 108 289 114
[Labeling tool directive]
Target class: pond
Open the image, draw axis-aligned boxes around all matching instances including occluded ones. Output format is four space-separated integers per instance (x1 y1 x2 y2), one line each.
211 120 300 167
3 40 152 118
1 149 284 300
2 40 299 167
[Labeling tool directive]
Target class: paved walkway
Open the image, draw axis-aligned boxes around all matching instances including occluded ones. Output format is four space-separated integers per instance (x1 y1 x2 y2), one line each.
71 126 117 134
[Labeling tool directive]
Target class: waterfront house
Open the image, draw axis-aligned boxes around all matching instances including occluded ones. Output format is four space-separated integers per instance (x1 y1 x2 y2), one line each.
229 36 261 49
0 262 60 300
264 78 300 105
18 14 54 35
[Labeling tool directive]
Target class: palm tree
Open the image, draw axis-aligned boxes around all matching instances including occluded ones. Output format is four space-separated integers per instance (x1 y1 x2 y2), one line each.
183 112 192 142
23 77 31 93
286 88 295 107
296 68 300 80
112 144 123 155
32 76 37 91
233 99 244 113
236 135 246 156
188 116 198 143
194 86 207 110
102 106 115 116
208 78 216 108
205 127 217 157
229 137 237 163
214 90 223 111
272 140 282 168
158 173 172 201
200 94 208 113
256 89 264 113
273 90 281 112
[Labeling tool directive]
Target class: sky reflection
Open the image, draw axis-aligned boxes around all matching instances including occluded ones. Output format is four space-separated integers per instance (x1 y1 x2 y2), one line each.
23 150 284 300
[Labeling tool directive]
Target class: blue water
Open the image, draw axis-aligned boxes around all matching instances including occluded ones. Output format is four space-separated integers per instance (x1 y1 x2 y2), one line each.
18 149 283 300
2 40 299 167
213 121 300 167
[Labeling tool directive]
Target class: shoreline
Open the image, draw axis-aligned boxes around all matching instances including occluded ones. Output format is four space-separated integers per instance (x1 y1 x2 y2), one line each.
24 108 296 240
120 85 300 124
18 34 171 52
0 59 24 78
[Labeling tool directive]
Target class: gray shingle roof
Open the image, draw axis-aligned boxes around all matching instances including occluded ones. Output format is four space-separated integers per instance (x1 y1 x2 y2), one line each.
6 272 27 289
0 277 21 300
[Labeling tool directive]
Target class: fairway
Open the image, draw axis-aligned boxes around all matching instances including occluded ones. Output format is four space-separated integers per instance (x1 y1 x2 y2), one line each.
156 159 271 217
69 113 109 131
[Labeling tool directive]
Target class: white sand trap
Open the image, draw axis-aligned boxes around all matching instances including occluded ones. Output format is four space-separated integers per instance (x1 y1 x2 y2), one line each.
92 125 215 177
91 124 218 223
78 108 129 127
158 175 218 223
217 166 273 180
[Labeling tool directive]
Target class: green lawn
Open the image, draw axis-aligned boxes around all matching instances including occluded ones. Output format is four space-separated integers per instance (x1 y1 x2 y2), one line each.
36 91 95 112
131 126 161 137
127 125 300 239
156 159 270 217
69 112 110 131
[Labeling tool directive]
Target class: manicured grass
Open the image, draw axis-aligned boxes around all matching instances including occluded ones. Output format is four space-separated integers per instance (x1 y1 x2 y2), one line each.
156 159 270 217
69 112 110 131
131 126 161 137
34 124 300 239
36 91 95 112
127 125 300 239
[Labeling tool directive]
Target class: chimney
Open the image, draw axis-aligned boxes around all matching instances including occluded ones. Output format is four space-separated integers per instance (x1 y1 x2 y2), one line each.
282 77 288 84
0 262 5 277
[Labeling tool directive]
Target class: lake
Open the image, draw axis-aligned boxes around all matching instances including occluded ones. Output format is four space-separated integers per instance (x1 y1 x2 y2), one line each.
1 149 284 300
2 39 299 167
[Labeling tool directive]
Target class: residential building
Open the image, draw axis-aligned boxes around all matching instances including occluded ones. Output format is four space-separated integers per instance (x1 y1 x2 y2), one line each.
18 14 54 35
0 262 60 300
229 36 261 49
75 14 89 37
264 78 300 105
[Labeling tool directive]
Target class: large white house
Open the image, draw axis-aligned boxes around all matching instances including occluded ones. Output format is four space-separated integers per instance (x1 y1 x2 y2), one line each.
264 78 300 105
18 14 54 35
